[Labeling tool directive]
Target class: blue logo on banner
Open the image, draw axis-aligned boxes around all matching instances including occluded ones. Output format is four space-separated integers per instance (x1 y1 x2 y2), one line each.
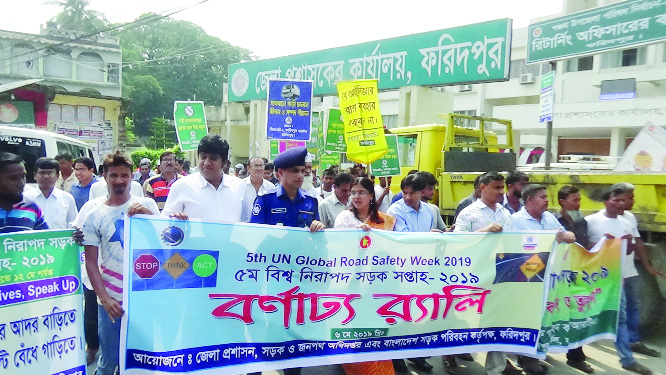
161 226 185 246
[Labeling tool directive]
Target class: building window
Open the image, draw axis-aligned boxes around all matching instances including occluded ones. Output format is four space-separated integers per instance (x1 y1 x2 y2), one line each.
76 52 104 82
601 47 646 69
76 105 90 122
622 48 638 66
44 51 73 79
565 56 593 72
453 110 478 129
382 114 398 129
0 44 6 74
107 63 119 84
509 59 549 79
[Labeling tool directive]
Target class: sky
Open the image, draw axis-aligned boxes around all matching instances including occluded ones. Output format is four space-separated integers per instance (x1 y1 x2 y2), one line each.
6 0 563 59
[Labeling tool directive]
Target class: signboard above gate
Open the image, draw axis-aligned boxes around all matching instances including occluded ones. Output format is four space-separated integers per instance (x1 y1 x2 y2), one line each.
527 0 666 64
229 19 512 102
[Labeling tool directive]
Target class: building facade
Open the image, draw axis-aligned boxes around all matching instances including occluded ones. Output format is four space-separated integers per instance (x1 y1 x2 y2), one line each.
0 26 125 164
216 0 666 167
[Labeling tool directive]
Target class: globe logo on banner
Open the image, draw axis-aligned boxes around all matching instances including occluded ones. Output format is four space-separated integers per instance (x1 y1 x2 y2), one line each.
185 105 194 117
161 226 185 246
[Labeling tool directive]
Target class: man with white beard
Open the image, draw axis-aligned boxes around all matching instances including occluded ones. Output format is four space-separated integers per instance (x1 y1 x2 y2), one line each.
301 153 317 197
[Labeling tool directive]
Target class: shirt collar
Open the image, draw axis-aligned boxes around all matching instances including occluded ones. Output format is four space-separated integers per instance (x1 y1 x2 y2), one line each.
517 207 541 222
471 198 498 211
398 198 425 213
276 184 306 201
197 172 232 188
74 175 98 188
503 194 523 210
35 188 58 200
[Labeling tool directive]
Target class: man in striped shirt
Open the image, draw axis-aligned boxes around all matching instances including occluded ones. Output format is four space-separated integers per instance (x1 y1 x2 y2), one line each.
144 151 182 211
0 152 48 233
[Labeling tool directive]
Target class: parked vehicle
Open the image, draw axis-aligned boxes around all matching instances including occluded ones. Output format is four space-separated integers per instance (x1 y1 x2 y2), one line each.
0 125 95 183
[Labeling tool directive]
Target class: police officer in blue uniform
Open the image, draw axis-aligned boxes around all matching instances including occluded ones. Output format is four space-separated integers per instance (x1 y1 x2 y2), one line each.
251 146 325 232
248 147 323 375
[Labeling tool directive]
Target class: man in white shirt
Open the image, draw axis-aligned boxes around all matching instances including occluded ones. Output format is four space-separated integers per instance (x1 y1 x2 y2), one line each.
241 157 274 222
454 171 520 375
374 176 394 213
585 185 654 375
162 135 246 223
82 152 159 375
318 172 353 228
611 184 663 365
511 184 574 375
24 157 77 229
315 168 335 201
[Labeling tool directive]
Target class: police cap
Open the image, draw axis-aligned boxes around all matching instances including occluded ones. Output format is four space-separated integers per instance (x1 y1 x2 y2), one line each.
274 146 308 170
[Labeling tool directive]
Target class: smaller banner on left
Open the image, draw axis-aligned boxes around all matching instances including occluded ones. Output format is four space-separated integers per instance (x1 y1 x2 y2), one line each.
0 229 85 374
173 101 209 152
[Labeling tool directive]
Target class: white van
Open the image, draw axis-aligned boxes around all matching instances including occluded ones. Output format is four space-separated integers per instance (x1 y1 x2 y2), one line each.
0 125 96 183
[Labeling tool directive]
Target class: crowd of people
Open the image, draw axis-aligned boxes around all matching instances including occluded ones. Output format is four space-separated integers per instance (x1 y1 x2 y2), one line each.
0 133 662 375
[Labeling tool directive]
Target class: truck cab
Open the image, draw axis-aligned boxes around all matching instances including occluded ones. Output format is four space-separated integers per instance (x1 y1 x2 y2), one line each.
388 113 516 206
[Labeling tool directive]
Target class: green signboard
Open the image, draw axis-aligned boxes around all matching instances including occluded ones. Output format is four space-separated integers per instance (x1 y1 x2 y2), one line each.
527 0 666 63
229 19 512 102
370 135 401 177
269 140 279 161
324 108 347 153
320 152 340 170
0 229 86 374
306 111 323 166
173 101 209 151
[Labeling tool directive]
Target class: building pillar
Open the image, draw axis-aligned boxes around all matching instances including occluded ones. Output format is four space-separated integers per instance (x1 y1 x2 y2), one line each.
609 127 626 157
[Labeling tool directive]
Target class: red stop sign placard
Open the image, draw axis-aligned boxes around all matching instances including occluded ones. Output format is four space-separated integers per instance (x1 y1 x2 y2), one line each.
134 254 160 279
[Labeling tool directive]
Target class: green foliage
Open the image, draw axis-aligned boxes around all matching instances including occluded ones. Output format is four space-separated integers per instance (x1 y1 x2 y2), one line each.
130 144 185 169
147 117 177 150
117 14 253 135
45 0 109 32
124 75 165 135
124 117 136 143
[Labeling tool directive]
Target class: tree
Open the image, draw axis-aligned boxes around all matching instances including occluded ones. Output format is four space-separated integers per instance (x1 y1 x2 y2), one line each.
124 117 136 144
45 0 109 33
124 75 166 135
147 117 177 150
116 14 253 134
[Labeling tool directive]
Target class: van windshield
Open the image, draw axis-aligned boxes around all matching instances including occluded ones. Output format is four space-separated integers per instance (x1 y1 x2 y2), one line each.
0 135 46 183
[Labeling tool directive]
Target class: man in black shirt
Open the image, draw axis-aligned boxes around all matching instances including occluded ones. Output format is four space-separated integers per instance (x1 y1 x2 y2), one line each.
556 185 593 373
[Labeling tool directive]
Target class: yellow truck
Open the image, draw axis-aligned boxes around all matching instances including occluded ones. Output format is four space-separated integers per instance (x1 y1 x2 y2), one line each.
389 113 666 234
388 113 666 326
